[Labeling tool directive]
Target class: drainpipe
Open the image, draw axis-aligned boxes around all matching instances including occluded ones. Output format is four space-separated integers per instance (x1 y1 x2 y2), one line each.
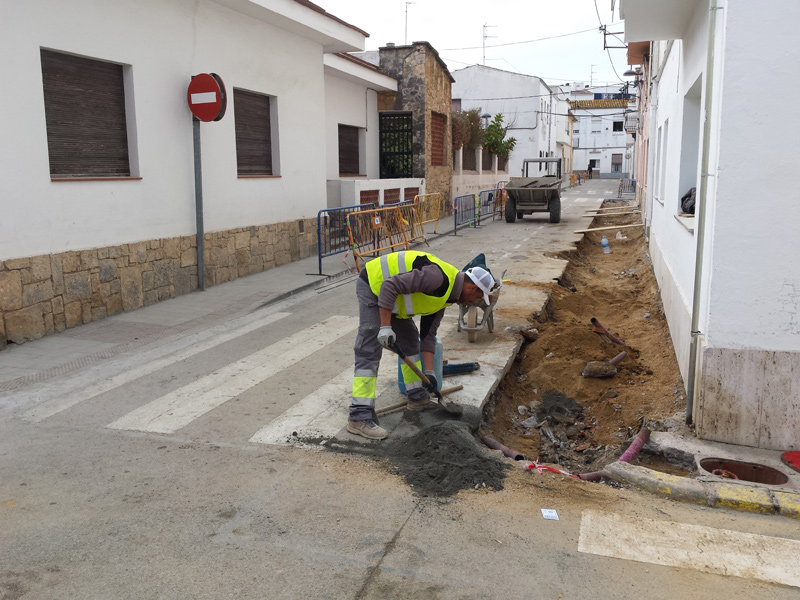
686 0 721 425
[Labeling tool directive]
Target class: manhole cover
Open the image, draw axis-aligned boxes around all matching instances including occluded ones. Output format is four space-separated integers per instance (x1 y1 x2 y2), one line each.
699 458 788 485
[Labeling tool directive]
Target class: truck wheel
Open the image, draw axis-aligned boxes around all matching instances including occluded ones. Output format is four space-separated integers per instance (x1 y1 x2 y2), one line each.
467 306 478 343
505 197 516 223
516 212 523 220
549 195 561 223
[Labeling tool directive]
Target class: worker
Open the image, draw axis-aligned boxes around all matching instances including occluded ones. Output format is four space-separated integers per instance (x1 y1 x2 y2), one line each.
587 162 593 179
347 250 495 440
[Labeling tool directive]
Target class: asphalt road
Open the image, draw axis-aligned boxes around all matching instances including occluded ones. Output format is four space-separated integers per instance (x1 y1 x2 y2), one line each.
3 180 799 599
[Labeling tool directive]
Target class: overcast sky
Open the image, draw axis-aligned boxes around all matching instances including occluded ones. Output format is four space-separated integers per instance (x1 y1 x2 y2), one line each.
320 0 630 89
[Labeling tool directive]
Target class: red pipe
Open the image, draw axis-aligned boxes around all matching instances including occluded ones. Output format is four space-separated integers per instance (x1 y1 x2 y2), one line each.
609 351 627 366
481 436 525 461
578 428 651 481
591 317 625 345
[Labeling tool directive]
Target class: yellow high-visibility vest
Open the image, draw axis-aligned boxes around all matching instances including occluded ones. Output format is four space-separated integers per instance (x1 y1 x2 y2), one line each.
365 251 459 318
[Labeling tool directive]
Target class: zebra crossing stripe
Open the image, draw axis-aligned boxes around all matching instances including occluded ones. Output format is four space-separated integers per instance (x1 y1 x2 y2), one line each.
106 315 358 434
578 510 800 587
22 311 293 423
248 351 398 445
249 320 458 445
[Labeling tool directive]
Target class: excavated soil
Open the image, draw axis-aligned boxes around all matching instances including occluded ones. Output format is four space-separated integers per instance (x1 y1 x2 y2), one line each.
482 201 689 474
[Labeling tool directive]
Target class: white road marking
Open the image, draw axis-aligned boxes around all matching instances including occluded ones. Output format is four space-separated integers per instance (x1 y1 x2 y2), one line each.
578 510 800 588
22 312 292 422
248 353 396 445
250 321 458 445
107 316 358 434
574 198 588 204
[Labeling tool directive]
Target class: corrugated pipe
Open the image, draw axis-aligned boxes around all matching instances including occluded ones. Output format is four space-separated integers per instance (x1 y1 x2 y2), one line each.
686 0 720 425
578 428 651 481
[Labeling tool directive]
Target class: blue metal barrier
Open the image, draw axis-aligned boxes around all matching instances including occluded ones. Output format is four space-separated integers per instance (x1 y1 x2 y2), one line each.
453 186 506 234
452 194 478 234
618 178 636 197
317 204 373 274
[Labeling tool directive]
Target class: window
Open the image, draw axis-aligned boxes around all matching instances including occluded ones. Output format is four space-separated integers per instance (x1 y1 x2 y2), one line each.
613 121 624 132
612 153 623 172
591 118 601 134
234 89 273 176
573 128 580 135
379 112 413 178
338 125 360 175
430 111 447 167
40 49 131 178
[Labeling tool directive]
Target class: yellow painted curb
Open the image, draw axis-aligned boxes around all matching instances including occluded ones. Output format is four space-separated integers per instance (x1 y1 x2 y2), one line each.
773 491 800 519
710 483 775 514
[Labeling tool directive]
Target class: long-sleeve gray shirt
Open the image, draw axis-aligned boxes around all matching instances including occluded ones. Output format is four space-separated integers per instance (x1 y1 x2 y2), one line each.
369 266 464 353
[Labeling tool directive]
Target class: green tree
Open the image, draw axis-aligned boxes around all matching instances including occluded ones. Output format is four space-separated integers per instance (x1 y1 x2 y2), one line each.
482 114 516 158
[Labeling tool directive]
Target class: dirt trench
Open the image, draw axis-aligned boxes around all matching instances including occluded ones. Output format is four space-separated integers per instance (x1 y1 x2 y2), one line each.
481 201 689 475
322 202 691 497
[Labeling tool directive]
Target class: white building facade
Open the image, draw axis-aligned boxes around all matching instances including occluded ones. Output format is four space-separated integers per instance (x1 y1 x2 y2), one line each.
0 0 369 345
451 65 571 178
621 0 800 449
568 85 634 178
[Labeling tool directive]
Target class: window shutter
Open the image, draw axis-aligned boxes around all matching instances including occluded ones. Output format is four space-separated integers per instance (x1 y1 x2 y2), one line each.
234 89 272 175
338 125 359 175
40 49 130 177
430 112 446 167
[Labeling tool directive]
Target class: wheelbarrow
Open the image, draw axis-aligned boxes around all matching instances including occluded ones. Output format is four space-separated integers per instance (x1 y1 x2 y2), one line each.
456 254 505 343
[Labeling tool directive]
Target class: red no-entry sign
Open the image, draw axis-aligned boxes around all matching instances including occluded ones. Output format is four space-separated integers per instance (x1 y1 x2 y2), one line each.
187 73 227 122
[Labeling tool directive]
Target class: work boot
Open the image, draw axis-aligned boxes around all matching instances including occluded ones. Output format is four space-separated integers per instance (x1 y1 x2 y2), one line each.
406 397 439 412
347 419 388 440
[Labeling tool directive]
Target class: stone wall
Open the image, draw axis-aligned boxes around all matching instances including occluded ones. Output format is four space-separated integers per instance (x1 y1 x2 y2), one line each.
424 49 453 208
378 43 454 206
379 44 428 179
0 218 316 349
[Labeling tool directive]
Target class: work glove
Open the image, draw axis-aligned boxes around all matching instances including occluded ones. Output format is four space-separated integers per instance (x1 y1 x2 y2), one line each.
422 370 439 394
377 326 396 349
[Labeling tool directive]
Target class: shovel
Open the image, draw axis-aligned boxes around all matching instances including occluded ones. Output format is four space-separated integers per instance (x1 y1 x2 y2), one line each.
389 342 463 415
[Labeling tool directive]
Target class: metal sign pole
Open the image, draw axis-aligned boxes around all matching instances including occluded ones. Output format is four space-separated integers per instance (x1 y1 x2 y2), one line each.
193 117 205 291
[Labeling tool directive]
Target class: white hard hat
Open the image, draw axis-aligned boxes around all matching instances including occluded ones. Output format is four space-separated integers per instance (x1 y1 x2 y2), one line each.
465 266 495 305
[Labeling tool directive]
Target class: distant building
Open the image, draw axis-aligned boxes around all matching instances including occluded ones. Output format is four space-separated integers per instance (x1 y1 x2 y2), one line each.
567 84 635 178
451 65 573 178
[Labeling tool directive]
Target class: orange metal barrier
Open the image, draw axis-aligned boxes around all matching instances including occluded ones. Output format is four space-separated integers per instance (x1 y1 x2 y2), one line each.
346 199 429 271
413 193 444 233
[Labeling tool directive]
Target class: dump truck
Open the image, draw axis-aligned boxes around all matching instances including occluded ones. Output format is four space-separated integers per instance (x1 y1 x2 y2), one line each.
504 157 562 223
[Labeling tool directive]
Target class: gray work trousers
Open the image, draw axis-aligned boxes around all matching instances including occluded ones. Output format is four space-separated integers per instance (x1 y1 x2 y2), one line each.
349 277 429 421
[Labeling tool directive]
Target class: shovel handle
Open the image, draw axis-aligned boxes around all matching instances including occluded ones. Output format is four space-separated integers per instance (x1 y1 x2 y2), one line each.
389 342 443 400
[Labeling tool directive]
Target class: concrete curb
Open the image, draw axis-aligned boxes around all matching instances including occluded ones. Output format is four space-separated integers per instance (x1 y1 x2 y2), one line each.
601 462 800 518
